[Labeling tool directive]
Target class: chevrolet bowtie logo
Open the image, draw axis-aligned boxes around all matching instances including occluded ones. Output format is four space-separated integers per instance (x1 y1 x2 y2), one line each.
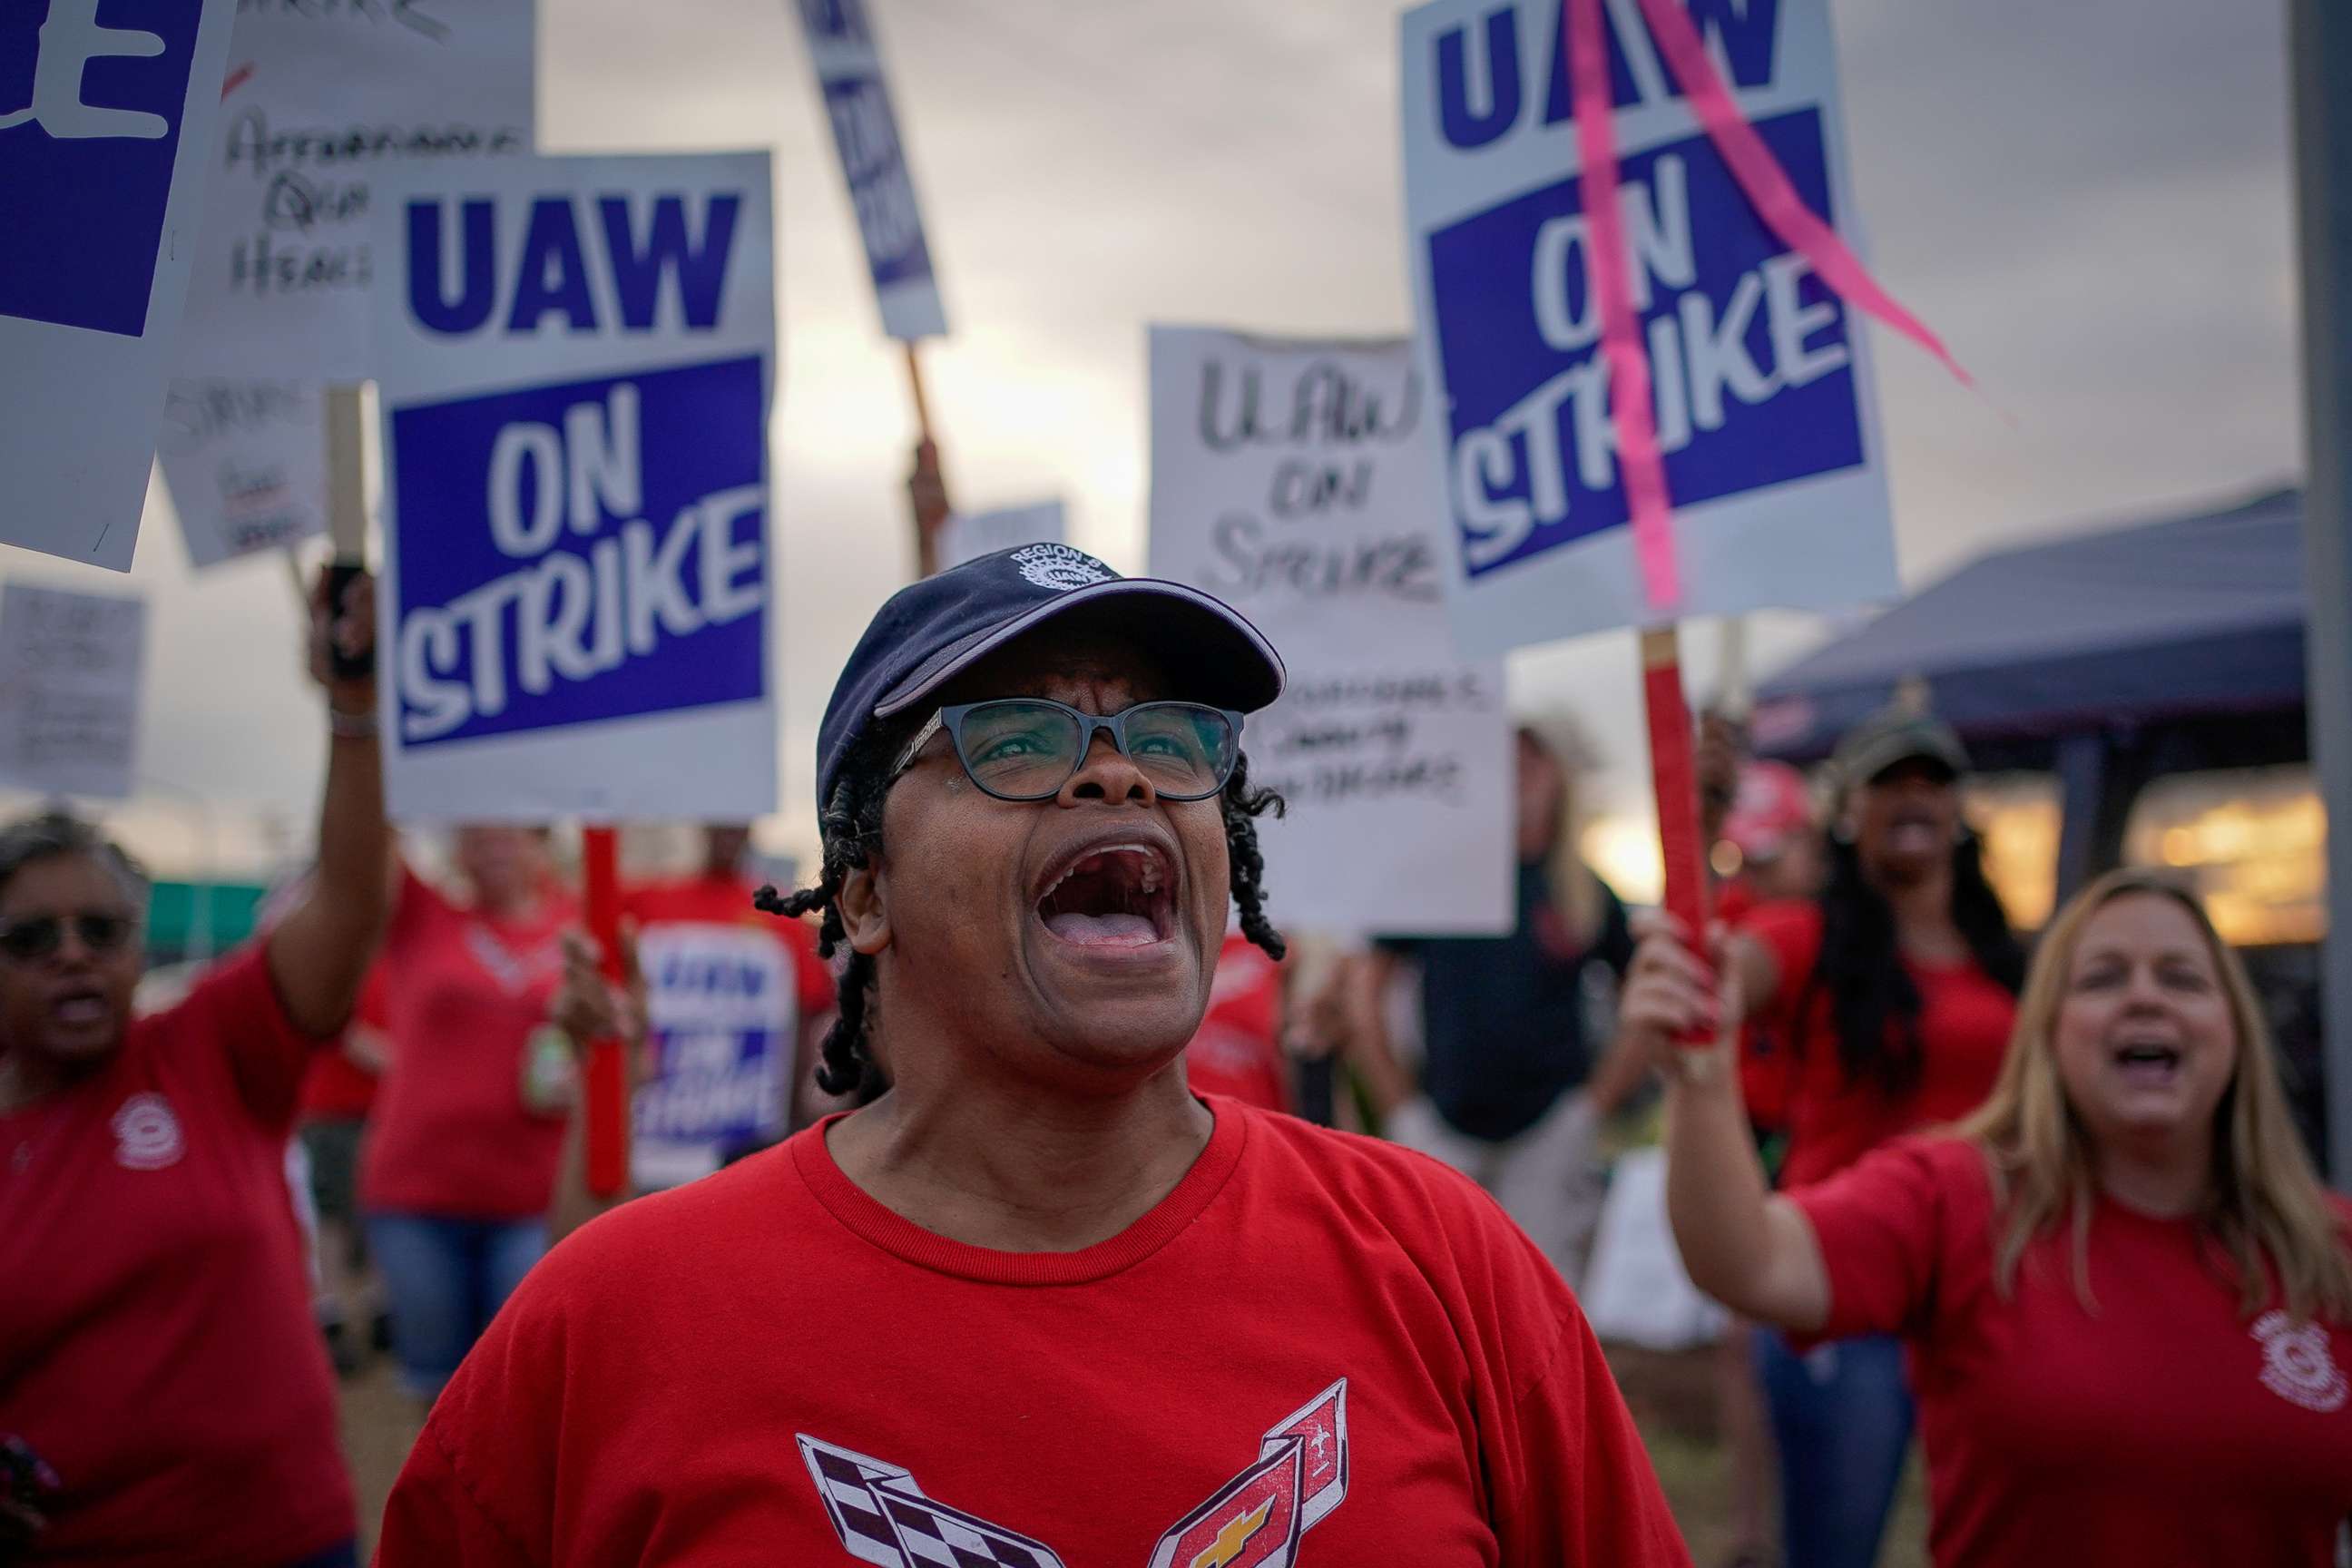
1188 1498 1274 1568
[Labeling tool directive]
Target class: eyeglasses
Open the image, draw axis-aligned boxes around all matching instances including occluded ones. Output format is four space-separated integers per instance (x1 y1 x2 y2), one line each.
0 912 137 962
892 699 1246 802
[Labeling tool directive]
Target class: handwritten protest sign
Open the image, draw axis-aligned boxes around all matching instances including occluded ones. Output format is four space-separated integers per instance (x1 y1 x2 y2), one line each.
175 0 534 381
793 0 946 340
370 152 778 822
0 0 235 569
1399 0 1897 654
936 500 1065 573
634 923 796 1189
1148 328 1511 934
0 584 148 800
156 378 326 567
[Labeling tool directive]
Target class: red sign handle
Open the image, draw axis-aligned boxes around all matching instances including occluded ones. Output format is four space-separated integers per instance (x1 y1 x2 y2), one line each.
581 825 629 1199
1642 626 1714 1044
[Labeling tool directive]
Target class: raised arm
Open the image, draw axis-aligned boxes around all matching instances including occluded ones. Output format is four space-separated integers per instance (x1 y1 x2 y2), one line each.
266 570 392 1039
1615 919 1829 1332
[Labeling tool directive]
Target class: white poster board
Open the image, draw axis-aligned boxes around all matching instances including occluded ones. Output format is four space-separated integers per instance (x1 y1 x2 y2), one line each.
156 378 326 567
792 0 946 340
1399 0 1897 653
173 0 535 381
0 583 149 801
0 0 236 570
1148 327 1511 935
936 500 1065 573
160 0 534 569
370 152 779 823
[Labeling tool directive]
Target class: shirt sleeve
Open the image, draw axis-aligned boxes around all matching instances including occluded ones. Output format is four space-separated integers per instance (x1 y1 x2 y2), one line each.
170 944 336 1135
1788 1135 1962 1339
1492 1310 1694 1567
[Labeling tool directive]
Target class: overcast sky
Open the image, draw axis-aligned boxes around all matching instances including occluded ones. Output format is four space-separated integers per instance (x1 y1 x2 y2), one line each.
18 0 2300 890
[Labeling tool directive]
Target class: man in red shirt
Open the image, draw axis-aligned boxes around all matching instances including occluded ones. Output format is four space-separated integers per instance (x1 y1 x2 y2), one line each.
0 572 389 1567
622 824 836 1187
377 545 1689 1565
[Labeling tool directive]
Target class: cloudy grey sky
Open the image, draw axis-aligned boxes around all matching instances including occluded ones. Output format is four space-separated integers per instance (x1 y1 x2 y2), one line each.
22 0 2299 888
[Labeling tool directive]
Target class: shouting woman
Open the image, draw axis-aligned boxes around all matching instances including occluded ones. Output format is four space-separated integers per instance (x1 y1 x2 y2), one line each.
0 574 388 1566
1624 870 2352 1566
377 544 1690 1566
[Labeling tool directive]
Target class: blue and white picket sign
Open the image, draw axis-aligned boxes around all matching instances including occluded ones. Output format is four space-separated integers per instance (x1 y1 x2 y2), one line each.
633 923 796 1190
1399 0 1898 655
792 0 946 341
0 0 235 569
369 152 779 822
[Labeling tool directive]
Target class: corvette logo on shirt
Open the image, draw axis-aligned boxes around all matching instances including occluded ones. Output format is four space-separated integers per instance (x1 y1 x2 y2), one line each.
798 1378 1348 1567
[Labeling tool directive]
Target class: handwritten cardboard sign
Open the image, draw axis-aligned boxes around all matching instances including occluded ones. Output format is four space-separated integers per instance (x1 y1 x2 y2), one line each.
1148 327 1510 935
0 583 148 800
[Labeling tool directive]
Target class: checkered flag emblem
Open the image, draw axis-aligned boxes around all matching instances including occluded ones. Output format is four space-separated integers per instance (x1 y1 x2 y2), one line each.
798 1436 1068 1568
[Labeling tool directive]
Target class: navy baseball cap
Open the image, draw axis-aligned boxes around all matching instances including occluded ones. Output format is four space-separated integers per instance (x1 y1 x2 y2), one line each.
816 544 1286 811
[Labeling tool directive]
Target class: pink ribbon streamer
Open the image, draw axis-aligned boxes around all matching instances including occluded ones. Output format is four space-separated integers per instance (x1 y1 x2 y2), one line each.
1564 0 1681 610
1632 0 1974 389
1562 0 1975 613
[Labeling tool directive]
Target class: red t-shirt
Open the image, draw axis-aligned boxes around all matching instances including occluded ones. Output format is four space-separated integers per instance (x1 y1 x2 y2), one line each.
1796 1136 2352 1567
0 948 353 1566
298 966 388 1122
622 874 837 1186
1739 901 2014 1190
376 1100 1691 1566
1181 934 1290 1113
360 867 578 1220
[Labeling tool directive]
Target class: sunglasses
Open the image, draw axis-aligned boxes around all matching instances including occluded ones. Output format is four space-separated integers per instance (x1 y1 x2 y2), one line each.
892 699 1246 802
0 912 137 962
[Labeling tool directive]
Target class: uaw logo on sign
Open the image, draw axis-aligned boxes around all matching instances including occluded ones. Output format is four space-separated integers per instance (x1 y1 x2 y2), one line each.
1418 5 1859 577
799 1380 1348 1568
0 0 203 338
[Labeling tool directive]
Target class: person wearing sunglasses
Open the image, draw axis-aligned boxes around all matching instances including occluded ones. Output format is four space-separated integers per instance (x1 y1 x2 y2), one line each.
377 544 1690 1566
0 573 390 1568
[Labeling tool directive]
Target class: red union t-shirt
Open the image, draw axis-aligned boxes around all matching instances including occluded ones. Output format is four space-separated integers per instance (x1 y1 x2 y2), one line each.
375 1099 1691 1567
1181 934 1290 1114
299 965 388 1122
1739 900 2015 1189
0 947 353 1566
1795 1136 2352 1567
360 867 577 1220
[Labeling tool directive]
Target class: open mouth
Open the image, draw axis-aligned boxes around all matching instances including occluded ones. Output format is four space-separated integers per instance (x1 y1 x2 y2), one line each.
50 988 106 1029
1034 843 1175 949
2112 1037 2184 1083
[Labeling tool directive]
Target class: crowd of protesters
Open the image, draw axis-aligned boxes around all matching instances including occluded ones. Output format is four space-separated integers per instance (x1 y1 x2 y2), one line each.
5 542 2352 1567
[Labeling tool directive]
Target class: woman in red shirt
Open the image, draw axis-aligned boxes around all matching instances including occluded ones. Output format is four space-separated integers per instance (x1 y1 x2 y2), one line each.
0 574 388 1566
1696 709 2024 1568
377 545 1690 1565
360 827 578 1406
1629 869 2352 1567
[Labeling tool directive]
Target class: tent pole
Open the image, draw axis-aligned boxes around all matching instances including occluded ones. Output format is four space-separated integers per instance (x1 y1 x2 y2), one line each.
2291 0 2352 1187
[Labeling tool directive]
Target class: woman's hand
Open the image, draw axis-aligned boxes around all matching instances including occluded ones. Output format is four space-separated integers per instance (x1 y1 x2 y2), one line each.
1618 913 1731 1071
552 925 647 1063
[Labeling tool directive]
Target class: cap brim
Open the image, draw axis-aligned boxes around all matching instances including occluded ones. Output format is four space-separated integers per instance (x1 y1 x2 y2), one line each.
873 577 1286 720
1852 740 1965 783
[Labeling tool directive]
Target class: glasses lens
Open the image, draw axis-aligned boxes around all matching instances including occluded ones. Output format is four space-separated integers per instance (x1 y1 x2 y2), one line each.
1123 704 1236 798
0 918 62 960
956 701 1086 799
75 915 132 954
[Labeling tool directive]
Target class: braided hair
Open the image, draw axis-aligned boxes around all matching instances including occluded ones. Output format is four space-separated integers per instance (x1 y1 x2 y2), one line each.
755 720 1286 1100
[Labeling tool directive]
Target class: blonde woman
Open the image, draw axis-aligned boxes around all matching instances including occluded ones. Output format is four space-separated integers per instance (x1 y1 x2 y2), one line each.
1620 868 2352 1567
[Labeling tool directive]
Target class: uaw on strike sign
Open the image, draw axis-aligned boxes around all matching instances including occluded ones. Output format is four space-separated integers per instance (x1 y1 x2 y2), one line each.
370 152 778 822
634 923 794 1191
1401 0 1899 654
